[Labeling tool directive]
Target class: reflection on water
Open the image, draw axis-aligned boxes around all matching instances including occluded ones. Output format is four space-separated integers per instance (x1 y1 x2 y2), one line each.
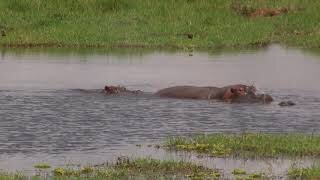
1 45 320 91
0 45 320 172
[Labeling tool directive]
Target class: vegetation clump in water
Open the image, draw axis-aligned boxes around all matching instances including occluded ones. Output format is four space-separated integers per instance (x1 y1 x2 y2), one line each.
0 157 220 179
232 168 247 175
165 133 320 158
0 0 319 49
231 172 265 180
288 164 320 179
33 163 51 169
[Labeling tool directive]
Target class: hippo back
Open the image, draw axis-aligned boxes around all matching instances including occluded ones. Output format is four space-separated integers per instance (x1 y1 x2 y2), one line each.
155 86 221 99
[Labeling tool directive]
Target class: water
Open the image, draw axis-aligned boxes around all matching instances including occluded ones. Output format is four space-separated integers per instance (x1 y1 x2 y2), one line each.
0 45 320 173
131 147 314 178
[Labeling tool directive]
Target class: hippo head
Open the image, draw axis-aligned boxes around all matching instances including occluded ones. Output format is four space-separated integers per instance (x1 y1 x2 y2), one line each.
104 85 127 94
224 84 273 104
231 90 273 104
223 85 257 102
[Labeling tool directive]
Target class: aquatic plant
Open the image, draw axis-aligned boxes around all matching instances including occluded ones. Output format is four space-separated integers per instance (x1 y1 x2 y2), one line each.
80 166 94 175
33 163 51 169
232 171 265 180
232 169 247 175
110 158 220 179
248 172 264 179
166 133 320 158
0 157 219 179
288 163 320 179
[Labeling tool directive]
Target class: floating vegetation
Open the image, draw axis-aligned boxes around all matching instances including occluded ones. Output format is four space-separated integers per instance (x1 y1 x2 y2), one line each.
0 157 220 179
232 171 265 180
165 133 320 158
107 157 220 179
248 172 264 179
232 169 247 175
33 163 51 169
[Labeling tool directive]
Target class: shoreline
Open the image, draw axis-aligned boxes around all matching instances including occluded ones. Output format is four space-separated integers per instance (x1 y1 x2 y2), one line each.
0 41 271 50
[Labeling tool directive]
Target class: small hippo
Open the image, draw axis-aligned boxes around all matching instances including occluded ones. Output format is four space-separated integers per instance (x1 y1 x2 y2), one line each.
155 84 259 103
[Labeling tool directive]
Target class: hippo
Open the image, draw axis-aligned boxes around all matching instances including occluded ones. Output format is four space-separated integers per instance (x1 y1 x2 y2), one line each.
103 84 294 105
155 84 261 103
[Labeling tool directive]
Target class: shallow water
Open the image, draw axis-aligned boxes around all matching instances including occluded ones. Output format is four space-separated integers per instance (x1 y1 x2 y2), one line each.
0 45 320 172
130 146 314 179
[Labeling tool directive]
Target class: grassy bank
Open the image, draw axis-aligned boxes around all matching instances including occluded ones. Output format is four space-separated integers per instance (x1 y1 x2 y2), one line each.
166 133 320 158
0 0 319 49
0 158 220 179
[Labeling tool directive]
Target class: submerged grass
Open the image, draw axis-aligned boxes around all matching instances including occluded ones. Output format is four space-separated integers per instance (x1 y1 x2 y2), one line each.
33 163 51 169
0 158 220 179
288 163 320 179
165 133 320 158
0 0 320 49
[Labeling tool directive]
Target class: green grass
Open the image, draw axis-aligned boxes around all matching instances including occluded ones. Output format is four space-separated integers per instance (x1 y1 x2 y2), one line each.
165 133 320 158
288 164 320 179
232 169 247 175
34 163 51 169
0 0 320 49
0 158 220 179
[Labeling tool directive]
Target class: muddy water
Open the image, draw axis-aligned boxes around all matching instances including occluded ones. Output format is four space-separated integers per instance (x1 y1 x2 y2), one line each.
0 45 320 174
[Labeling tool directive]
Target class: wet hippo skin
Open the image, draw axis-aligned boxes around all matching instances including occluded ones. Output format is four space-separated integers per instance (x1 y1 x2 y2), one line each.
155 86 223 100
155 84 257 102
231 91 274 103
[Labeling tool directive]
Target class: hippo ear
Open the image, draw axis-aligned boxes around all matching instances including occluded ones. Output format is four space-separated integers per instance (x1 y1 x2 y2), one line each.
230 88 236 94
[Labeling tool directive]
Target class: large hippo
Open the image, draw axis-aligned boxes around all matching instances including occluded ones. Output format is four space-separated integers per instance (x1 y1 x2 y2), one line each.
155 84 273 103
102 84 293 105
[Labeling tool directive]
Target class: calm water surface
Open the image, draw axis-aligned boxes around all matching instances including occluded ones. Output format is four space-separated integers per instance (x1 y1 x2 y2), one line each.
0 45 320 172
